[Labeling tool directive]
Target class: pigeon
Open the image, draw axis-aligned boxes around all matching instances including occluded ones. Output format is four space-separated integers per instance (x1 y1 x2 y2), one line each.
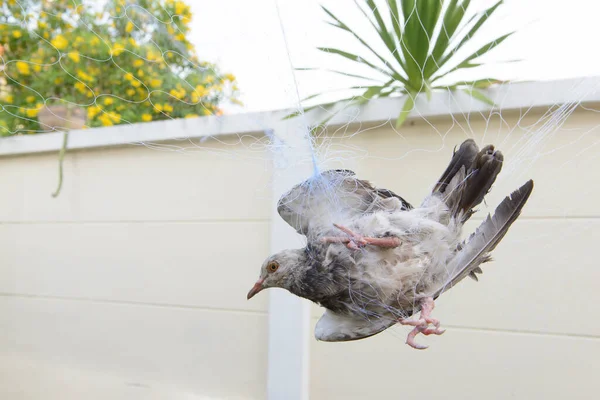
247 139 534 349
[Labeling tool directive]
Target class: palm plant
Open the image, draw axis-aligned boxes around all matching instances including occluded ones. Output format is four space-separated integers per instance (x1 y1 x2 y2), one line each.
292 0 513 128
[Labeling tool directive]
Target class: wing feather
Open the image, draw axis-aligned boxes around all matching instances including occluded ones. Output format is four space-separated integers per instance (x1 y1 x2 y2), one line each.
277 169 411 240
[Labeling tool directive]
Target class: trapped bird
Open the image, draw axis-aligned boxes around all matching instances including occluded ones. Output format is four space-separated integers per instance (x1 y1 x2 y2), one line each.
247 139 533 349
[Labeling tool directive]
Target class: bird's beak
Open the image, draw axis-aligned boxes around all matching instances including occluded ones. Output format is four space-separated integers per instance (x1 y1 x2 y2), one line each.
247 278 265 300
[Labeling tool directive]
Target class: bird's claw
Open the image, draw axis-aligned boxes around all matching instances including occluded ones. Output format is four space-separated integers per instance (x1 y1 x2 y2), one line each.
399 297 444 350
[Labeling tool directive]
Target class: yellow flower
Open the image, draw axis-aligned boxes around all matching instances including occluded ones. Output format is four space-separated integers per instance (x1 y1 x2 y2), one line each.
133 59 144 68
103 97 114 105
125 21 134 33
117 105 126 111
224 73 236 81
131 80 141 88
86 91 93 98
124 73 133 81
167 25 175 35
141 113 152 122
15 61 30 75
38 21 47 29
25 103 42 118
185 114 198 119
195 85 208 97
68 52 81 63
26 96 35 103
112 43 126 56
128 38 138 47
163 103 173 113
175 1 187 15
204 75 215 84
149 79 162 88
169 88 184 100
175 33 185 42
51 35 68 50
147 50 160 61
87 106 100 119
137 69 144 77
154 104 163 113
191 92 199 103
108 111 121 123
12 30 22 38
126 89 136 96
5 94 14 103
43 32 49 39
77 70 93 82
74 82 87 93
98 113 113 126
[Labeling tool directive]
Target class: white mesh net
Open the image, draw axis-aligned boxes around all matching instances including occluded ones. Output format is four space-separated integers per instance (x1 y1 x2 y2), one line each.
1 0 599 344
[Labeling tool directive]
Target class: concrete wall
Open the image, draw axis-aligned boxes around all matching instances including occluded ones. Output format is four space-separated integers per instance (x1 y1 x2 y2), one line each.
0 98 599 399
0 137 272 399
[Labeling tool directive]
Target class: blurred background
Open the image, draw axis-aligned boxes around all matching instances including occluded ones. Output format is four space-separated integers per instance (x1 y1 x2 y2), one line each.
0 0 599 399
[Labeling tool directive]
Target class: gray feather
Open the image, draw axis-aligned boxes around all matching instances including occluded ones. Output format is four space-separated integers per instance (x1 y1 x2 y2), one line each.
432 179 534 298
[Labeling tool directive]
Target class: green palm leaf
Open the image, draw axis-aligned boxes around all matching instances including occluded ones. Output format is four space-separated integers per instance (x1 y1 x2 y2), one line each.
396 93 416 128
292 0 514 129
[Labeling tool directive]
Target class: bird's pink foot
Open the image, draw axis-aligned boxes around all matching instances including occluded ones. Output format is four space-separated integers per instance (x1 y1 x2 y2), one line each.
321 223 401 250
399 297 445 350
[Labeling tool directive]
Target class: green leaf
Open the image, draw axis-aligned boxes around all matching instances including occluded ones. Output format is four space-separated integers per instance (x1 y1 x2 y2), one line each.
316 46 399 81
438 1 504 69
454 78 505 89
356 79 395 104
386 0 403 41
459 31 513 65
356 87 383 105
462 88 495 106
432 32 513 82
424 83 432 101
361 0 405 69
425 0 466 78
323 5 408 83
295 67 382 82
395 93 415 128
398 0 427 84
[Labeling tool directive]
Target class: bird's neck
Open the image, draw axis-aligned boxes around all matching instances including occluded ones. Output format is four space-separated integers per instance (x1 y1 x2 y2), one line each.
284 248 340 304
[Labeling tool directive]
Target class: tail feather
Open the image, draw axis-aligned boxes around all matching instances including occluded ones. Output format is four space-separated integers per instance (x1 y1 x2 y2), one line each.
433 139 479 194
432 179 534 298
433 140 504 223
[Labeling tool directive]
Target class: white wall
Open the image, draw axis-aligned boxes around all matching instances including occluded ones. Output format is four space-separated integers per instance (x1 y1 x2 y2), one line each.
0 89 599 399
0 138 272 399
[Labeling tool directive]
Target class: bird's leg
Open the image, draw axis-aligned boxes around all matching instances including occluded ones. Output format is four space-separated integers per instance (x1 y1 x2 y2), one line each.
399 297 445 350
321 223 401 250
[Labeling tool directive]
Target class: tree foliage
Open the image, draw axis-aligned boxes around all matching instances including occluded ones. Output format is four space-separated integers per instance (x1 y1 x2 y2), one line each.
0 0 240 135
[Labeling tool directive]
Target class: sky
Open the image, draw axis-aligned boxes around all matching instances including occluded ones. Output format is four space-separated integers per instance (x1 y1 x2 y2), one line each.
187 0 600 113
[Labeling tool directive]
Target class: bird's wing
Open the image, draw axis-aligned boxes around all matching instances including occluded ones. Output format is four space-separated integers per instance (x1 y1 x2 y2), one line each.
277 169 411 240
314 309 396 342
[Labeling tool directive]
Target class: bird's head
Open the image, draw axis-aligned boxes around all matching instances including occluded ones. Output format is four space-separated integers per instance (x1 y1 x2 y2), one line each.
247 249 305 300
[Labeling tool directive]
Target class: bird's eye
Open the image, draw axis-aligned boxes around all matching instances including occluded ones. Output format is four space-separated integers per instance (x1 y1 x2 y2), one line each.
267 261 279 273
